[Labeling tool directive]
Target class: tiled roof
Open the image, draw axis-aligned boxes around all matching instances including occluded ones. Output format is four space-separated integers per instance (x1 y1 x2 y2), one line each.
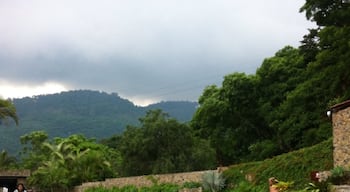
330 99 350 112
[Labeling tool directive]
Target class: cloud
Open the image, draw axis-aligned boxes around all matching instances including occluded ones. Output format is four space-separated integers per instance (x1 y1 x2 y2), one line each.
0 80 68 99
0 0 315 105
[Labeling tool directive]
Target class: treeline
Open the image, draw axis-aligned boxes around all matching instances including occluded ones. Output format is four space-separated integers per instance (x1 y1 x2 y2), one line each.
0 109 216 191
0 90 197 154
192 0 350 165
12 90 197 137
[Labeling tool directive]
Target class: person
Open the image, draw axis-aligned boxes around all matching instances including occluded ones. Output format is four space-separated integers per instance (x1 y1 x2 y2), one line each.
14 183 27 192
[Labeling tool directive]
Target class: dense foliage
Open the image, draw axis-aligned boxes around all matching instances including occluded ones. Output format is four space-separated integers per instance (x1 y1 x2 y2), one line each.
0 150 16 168
0 90 197 155
83 139 332 192
2 109 214 190
192 0 349 165
223 138 333 191
1 0 349 191
107 109 216 176
19 131 121 191
0 98 18 125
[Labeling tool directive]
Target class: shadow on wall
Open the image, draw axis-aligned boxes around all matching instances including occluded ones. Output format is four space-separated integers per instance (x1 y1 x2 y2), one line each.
0 178 17 192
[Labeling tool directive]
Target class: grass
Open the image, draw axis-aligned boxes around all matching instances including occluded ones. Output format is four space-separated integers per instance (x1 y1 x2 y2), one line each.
223 138 333 191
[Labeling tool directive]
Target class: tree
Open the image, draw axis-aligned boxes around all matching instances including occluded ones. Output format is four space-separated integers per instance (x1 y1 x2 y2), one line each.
0 150 16 168
20 131 50 170
289 0 350 149
21 132 120 191
299 0 350 94
190 0 349 165
255 46 308 153
300 0 350 26
54 135 119 184
299 28 320 63
0 98 18 125
115 109 215 176
192 73 270 164
191 85 229 164
219 73 267 163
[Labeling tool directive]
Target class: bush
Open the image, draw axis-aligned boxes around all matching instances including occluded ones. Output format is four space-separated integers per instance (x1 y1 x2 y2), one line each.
182 181 202 189
201 171 225 192
223 139 333 191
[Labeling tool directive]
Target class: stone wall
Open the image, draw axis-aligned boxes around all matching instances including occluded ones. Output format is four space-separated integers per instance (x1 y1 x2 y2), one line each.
330 100 350 192
0 170 30 177
331 185 350 192
331 100 350 168
0 169 30 191
73 168 227 192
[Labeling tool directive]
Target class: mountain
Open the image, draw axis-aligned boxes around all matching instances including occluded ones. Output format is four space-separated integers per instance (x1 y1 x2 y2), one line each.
147 101 198 121
0 90 198 155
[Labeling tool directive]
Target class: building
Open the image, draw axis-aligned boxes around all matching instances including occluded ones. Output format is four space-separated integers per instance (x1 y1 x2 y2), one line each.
329 99 350 168
0 170 30 192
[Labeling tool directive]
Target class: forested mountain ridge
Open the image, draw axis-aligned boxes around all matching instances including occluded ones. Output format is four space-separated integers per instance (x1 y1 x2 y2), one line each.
0 90 197 154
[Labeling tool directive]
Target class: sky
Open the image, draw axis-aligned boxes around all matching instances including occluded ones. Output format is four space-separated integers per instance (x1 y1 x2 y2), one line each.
0 0 315 106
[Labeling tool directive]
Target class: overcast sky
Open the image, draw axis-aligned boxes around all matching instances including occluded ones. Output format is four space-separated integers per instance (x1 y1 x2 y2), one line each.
0 0 315 106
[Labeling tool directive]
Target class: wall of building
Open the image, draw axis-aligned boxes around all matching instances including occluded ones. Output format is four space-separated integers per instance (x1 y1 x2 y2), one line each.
332 106 350 168
0 170 30 192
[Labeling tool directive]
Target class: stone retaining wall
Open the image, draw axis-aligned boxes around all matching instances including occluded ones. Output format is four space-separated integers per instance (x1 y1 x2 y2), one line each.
331 185 350 192
73 168 227 192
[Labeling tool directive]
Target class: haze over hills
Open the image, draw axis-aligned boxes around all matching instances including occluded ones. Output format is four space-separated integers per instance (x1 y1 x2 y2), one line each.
0 90 198 155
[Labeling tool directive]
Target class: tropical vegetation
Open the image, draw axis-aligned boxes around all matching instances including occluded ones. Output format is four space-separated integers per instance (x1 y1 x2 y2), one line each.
0 0 349 191
0 98 18 125
0 90 198 155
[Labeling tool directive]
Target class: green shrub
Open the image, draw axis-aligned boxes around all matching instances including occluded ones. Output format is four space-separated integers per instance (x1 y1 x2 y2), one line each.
225 181 265 192
182 181 201 188
273 181 294 192
328 166 350 185
120 185 139 192
140 183 179 192
202 171 225 192
223 138 333 191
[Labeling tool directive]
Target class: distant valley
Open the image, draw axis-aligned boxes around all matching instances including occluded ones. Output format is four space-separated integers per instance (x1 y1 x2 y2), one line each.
0 90 198 155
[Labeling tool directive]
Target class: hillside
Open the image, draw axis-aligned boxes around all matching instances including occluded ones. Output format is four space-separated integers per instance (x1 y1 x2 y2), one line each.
73 138 333 192
224 138 333 191
0 90 197 154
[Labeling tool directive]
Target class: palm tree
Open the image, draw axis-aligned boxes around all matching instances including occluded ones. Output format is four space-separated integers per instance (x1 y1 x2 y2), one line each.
0 98 18 125
0 150 16 168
